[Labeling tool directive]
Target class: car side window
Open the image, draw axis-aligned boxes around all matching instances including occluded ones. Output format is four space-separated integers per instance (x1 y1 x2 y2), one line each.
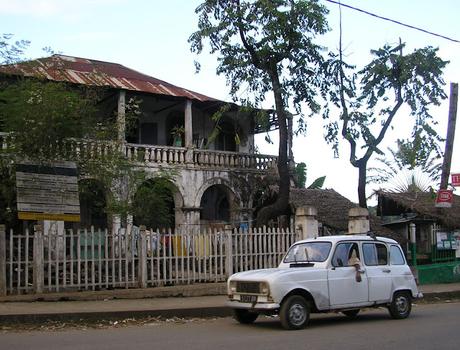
390 245 406 265
363 243 388 266
332 242 360 267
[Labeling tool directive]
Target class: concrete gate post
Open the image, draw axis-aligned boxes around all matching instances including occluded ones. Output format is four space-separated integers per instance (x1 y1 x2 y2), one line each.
348 207 370 234
295 206 319 240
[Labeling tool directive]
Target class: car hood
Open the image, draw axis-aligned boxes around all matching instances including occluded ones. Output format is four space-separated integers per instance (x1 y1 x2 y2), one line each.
229 266 322 283
230 268 283 281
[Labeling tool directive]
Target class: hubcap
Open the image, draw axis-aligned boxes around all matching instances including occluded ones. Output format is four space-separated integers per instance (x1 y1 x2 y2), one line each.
289 303 307 326
395 296 409 314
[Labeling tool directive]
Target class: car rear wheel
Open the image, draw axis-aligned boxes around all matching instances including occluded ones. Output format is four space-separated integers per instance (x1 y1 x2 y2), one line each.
388 291 412 319
233 309 259 324
342 309 360 318
280 295 310 330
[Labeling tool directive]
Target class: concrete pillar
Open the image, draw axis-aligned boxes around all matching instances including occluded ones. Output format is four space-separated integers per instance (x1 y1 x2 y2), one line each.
127 214 133 235
295 206 318 240
182 207 201 229
184 100 193 148
348 207 370 234
43 220 65 260
117 90 126 142
112 215 121 235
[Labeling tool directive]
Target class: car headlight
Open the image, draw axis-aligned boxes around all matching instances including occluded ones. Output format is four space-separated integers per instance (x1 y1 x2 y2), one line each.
229 280 237 294
260 282 269 295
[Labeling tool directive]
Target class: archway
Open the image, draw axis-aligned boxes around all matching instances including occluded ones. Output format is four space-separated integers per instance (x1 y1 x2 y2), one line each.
132 178 180 230
200 184 234 226
78 179 108 229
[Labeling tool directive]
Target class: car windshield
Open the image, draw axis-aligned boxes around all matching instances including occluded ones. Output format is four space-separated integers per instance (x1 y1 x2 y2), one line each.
284 242 332 263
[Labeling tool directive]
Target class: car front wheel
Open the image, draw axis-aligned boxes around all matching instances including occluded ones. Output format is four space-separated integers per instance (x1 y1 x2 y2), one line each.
280 295 310 330
233 309 259 324
388 291 412 319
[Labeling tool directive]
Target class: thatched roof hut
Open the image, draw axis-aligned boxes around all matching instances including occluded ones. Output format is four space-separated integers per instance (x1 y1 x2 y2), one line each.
289 188 400 241
377 190 460 229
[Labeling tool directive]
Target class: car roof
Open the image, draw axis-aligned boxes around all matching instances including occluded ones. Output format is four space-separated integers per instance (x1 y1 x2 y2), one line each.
295 234 398 245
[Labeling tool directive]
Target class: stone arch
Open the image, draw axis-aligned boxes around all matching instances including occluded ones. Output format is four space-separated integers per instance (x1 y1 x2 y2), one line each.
195 178 242 226
194 178 241 208
132 177 184 229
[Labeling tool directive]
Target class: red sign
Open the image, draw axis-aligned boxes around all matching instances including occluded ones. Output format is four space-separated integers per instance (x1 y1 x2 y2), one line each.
452 173 460 187
435 189 453 208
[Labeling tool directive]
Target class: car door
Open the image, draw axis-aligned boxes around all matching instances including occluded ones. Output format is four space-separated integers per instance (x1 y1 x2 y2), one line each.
328 242 369 308
362 242 393 303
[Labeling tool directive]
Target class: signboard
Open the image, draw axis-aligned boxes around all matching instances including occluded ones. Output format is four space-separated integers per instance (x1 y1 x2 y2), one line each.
16 161 80 222
452 173 460 187
436 232 458 250
435 189 453 208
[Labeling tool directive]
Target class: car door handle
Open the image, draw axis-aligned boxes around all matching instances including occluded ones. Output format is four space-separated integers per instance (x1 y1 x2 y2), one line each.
382 269 391 273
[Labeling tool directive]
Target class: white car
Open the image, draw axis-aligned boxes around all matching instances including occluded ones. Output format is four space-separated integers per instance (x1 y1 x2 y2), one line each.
227 234 422 330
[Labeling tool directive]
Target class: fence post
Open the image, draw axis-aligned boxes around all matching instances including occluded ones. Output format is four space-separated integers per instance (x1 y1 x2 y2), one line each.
138 225 147 288
0 225 6 296
225 225 233 278
295 206 318 239
33 224 44 294
348 207 370 234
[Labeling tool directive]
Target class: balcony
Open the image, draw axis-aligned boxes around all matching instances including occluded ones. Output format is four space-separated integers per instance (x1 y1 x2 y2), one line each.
0 133 278 172
125 143 277 171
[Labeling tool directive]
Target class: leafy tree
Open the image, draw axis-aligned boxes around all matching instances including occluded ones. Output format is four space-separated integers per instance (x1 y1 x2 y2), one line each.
368 137 442 193
190 0 329 226
324 43 448 207
0 34 29 65
294 162 326 189
132 176 176 229
294 162 307 188
0 36 156 228
307 175 326 189
0 79 104 161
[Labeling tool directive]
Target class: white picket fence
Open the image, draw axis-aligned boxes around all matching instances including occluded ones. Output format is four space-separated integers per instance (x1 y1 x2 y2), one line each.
0 225 298 295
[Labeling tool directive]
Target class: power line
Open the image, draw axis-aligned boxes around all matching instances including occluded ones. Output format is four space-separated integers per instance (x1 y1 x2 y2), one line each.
324 0 460 44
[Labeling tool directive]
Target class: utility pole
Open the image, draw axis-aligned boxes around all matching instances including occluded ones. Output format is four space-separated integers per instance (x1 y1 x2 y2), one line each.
440 82 458 189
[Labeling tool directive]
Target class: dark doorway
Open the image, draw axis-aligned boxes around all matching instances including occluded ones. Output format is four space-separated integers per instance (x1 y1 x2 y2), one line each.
200 185 231 223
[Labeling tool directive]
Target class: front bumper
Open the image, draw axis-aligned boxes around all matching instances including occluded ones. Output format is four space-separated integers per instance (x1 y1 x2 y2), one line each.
226 300 280 310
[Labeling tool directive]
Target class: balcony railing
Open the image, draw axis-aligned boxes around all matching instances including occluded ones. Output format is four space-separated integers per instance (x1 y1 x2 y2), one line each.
0 133 277 172
125 143 277 171
193 149 277 170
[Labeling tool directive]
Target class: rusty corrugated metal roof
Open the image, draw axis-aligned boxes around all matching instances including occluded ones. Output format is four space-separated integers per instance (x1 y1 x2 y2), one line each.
0 54 219 102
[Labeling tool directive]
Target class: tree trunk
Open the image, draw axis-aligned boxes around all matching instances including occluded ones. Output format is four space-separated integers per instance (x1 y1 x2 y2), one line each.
357 160 368 208
256 67 290 227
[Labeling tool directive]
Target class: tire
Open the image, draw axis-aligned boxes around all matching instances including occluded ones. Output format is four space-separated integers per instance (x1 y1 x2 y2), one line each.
388 291 412 319
342 309 360 319
280 295 310 330
233 309 259 324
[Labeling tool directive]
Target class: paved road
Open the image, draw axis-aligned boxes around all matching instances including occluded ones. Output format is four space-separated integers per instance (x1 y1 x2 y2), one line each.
1 302 459 350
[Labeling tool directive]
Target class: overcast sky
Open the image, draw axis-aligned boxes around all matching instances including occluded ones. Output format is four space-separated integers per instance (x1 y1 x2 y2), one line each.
1 0 459 204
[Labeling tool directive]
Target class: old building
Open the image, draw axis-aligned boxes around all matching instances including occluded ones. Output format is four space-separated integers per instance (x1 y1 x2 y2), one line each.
0 55 278 232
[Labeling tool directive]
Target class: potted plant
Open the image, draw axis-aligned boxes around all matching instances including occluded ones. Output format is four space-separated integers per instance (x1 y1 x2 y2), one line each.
171 125 185 147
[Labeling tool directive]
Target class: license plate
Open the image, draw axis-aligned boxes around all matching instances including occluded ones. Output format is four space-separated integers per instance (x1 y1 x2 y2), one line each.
240 294 257 303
